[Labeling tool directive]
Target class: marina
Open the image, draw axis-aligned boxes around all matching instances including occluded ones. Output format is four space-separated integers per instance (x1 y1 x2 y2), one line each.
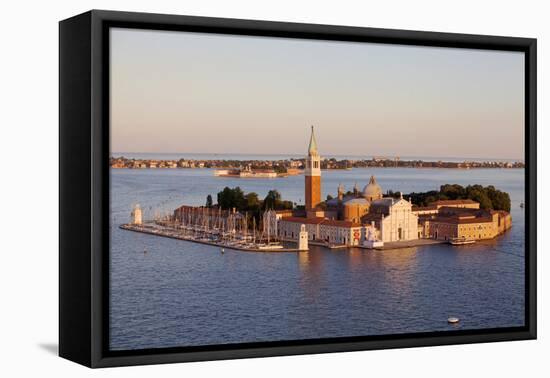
120 222 301 253
120 221 447 252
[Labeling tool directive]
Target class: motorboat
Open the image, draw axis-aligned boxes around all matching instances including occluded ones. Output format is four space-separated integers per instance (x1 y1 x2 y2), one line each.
449 237 475 246
447 317 460 324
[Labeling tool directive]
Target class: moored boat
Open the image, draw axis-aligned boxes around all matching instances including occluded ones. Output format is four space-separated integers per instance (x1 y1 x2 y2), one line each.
449 237 475 246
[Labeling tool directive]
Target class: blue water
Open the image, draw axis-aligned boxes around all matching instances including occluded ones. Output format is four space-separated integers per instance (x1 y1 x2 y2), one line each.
110 167 525 351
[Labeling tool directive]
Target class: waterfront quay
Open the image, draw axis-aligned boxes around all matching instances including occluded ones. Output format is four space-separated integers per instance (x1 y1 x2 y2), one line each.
121 221 446 253
120 222 302 253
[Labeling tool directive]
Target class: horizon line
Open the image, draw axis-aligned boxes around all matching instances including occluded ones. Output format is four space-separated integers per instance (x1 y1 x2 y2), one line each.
111 151 525 161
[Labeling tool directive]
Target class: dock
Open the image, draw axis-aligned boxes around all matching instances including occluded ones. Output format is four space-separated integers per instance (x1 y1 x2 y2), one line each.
120 223 302 253
121 223 447 253
376 239 446 250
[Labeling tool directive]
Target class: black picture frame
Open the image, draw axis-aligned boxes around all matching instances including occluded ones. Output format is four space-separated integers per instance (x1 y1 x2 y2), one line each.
59 9 537 368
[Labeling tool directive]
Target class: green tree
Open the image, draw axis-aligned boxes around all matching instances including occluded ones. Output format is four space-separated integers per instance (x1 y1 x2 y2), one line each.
401 183 510 211
205 194 213 207
440 184 466 200
245 192 260 211
217 186 245 210
263 190 282 210
468 189 492 209
279 200 294 210
485 185 511 211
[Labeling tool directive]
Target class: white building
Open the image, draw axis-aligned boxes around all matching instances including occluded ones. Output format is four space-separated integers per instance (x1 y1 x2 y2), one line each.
363 194 418 242
278 217 363 246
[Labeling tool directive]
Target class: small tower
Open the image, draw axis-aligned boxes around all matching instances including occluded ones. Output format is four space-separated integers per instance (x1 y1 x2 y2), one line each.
132 204 142 225
305 126 322 211
299 224 309 251
337 183 345 201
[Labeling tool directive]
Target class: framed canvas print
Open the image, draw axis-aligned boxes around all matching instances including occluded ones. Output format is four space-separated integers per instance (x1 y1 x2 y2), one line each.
59 10 537 368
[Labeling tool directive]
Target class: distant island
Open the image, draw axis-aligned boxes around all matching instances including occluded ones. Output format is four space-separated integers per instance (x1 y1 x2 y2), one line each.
110 155 524 170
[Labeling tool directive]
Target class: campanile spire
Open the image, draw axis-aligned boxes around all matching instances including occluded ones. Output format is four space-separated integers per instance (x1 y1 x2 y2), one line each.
308 125 318 156
305 126 321 212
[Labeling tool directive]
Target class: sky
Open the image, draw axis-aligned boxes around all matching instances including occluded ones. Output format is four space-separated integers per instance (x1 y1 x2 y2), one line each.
110 27 525 160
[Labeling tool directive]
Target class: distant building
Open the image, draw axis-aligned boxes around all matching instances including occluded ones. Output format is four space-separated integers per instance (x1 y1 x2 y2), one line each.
214 166 278 178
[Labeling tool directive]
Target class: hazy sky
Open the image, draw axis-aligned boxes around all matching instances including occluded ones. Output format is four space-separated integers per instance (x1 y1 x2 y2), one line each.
110 28 525 160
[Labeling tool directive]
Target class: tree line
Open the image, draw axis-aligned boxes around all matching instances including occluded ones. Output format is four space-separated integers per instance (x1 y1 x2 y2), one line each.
204 187 294 225
388 184 511 212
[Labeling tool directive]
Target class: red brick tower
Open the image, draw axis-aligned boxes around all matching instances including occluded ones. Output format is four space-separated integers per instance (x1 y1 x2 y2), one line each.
305 126 321 212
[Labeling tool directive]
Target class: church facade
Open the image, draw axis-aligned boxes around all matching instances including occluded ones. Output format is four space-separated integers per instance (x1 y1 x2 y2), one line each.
363 196 419 243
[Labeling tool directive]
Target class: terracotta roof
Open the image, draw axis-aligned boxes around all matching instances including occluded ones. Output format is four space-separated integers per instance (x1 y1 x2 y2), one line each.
344 198 369 206
431 199 478 206
281 216 325 225
490 210 510 216
362 213 384 222
175 205 202 210
274 209 293 214
438 206 481 214
321 219 362 228
430 216 494 225
280 217 361 228
412 205 438 211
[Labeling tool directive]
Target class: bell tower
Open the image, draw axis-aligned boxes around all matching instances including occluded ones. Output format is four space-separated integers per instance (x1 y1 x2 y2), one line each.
305 126 321 211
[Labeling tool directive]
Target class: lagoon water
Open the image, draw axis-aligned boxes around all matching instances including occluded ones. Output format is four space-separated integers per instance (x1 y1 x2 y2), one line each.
110 167 525 350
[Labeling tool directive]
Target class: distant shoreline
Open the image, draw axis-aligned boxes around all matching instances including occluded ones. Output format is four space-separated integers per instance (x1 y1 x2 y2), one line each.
110 156 525 170
112 152 524 164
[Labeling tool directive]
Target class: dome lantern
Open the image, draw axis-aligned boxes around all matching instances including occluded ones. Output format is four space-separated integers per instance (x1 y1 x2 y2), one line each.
363 175 383 201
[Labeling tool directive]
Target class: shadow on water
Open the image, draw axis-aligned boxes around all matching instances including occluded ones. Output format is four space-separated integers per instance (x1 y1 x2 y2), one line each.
38 343 58 355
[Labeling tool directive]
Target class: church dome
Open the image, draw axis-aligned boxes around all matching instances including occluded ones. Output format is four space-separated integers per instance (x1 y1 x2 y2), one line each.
363 175 382 200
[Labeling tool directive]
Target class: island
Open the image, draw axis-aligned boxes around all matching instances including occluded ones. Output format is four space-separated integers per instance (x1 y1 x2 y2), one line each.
120 127 513 252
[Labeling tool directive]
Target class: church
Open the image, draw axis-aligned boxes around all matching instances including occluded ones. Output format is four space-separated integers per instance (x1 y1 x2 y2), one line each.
276 127 419 247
